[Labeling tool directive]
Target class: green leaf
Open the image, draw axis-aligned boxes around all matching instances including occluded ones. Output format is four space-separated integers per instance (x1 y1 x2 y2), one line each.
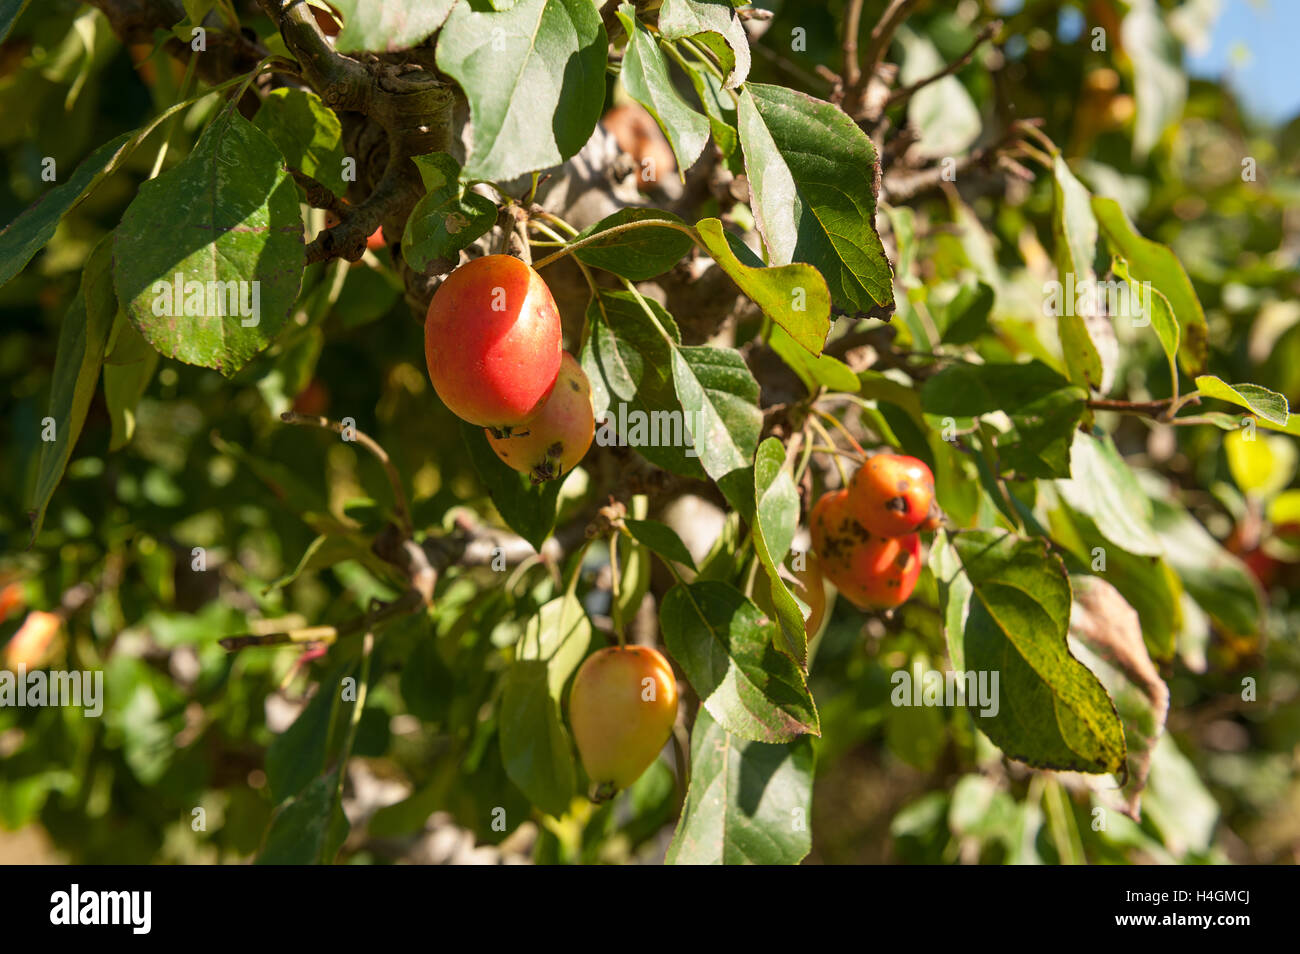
460 420 563 551
572 209 694 280
921 361 1086 479
579 291 703 477
660 581 819 743
252 87 347 197
1148 494 1262 637
738 83 894 314
103 314 159 452
0 131 132 289
264 532 382 594
1193 375 1289 426
402 152 497 272
671 344 762 510
256 770 349 864
769 323 859 393
1112 256 1179 395
330 0 455 53
615 4 710 178
657 0 751 89
929 529 971 671
1067 576 1169 818
266 670 343 804
1047 501 1183 661
616 518 652 625
1057 430 1163 557
679 50 739 155
624 518 697 570
750 438 806 665
1224 427 1297 500
26 234 116 541
436 0 606 181
113 104 305 377
498 660 576 816
934 280 994 344
254 326 324 419
695 217 831 353
885 666 947 771
517 595 592 698
665 706 813 864
944 530 1126 774
1051 154 1110 395
1092 196 1208 376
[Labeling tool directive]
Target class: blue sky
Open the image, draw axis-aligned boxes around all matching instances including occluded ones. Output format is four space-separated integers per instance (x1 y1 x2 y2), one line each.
1000 0 1300 125
1182 0 1300 123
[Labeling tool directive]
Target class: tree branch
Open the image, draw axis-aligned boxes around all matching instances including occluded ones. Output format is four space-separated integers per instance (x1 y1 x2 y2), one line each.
845 0 919 116
885 20 1001 108
841 0 866 98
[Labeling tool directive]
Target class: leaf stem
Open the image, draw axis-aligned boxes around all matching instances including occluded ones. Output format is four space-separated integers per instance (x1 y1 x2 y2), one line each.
811 408 867 459
807 417 849 486
148 50 199 179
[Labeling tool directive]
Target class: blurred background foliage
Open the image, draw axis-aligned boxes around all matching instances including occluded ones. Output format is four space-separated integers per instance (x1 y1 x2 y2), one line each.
1 0 1297 864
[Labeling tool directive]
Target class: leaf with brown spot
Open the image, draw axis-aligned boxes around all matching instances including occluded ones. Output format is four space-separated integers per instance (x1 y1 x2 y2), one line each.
1067 575 1169 819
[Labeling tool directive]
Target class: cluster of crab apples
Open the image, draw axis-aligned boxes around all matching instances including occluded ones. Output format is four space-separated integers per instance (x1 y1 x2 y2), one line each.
810 454 940 612
424 255 595 484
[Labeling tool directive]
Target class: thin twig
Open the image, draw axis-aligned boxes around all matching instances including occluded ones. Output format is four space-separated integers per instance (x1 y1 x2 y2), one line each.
885 20 1001 107
219 589 423 651
841 0 866 96
847 0 919 115
1085 397 1175 415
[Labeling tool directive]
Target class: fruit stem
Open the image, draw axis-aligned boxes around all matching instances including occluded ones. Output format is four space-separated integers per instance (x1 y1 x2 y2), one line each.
811 408 868 459
529 219 600 346
807 417 849 487
147 50 199 180
793 423 817 486
620 279 678 349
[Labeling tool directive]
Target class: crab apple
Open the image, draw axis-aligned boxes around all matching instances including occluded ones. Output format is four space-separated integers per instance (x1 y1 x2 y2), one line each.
569 645 678 796
425 254 563 430
4 610 61 671
810 489 869 582
0 581 25 622
836 533 922 610
486 352 594 483
848 453 936 537
810 490 922 609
